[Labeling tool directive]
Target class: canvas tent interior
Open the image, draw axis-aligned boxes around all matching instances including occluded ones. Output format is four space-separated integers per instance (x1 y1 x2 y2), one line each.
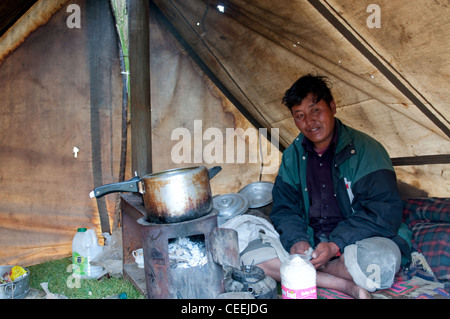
0 0 448 270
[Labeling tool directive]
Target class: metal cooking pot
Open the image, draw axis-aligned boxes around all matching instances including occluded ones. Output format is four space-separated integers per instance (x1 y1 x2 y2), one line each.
90 166 221 223
0 266 30 299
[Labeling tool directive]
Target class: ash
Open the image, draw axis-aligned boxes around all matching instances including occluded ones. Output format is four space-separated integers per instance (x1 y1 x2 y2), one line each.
168 236 208 269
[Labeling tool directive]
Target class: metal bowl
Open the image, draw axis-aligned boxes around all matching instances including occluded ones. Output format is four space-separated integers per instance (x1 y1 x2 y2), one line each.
238 182 274 208
0 266 30 299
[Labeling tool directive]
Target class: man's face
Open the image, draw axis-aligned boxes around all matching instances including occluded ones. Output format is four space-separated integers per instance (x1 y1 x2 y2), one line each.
291 93 337 150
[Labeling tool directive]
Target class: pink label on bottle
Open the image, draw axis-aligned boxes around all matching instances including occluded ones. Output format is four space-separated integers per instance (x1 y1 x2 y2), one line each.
281 284 317 299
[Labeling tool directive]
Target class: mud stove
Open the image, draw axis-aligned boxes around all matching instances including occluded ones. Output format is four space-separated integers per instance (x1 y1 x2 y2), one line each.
120 193 236 299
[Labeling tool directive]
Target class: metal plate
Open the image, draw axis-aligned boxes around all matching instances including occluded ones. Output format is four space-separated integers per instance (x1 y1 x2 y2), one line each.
213 193 249 220
238 182 274 208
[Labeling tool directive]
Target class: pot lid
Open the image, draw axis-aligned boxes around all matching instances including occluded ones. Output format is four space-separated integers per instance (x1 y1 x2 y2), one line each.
238 182 274 208
213 193 249 219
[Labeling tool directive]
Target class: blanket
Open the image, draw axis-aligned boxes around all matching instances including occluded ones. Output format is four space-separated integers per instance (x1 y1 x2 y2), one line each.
318 274 449 299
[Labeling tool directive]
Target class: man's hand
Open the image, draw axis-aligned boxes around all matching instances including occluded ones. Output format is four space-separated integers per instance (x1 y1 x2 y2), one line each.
310 242 339 269
290 241 311 255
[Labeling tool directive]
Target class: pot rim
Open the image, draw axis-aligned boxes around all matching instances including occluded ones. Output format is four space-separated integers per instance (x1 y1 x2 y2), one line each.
141 166 205 179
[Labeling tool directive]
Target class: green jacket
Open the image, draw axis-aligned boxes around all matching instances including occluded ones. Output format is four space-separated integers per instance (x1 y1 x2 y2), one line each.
270 118 412 264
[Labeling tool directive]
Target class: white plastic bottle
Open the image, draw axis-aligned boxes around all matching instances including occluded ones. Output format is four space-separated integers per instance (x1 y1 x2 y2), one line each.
280 254 317 299
72 228 104 279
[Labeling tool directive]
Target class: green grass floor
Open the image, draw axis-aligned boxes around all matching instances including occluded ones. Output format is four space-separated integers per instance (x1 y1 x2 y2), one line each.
28 257 144 299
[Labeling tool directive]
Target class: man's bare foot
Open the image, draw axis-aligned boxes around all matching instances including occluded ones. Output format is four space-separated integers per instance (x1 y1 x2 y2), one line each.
317 271 372 299
257 258 372 299
350 284 371 299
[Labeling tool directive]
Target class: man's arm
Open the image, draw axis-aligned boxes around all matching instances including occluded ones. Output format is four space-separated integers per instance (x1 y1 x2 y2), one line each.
329 169 403 250
270 175 312 252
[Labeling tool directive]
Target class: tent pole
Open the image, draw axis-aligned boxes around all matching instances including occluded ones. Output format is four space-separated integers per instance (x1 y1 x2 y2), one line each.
128 0 153 177
391 154 450 166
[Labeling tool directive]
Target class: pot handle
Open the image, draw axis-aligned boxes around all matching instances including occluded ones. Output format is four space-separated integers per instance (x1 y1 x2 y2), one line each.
89 176 141 198
208 166 222 179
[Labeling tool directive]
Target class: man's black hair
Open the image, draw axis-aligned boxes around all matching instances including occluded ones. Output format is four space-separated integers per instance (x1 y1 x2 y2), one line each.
282 74 334 110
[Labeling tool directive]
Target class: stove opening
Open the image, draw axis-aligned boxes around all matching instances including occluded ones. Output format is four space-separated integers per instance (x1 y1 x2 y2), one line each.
168 234 208 269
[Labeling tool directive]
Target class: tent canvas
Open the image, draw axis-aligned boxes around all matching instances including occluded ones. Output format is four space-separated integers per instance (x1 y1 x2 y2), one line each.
0 0 448 269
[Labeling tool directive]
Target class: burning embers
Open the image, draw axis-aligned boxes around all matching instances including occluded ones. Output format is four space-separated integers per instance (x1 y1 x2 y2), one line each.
168 235 208 269
137 209 225 298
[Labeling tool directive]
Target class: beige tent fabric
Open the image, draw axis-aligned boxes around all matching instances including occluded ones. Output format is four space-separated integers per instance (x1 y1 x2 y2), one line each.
327 0 450 124
0 0 448 267
0 0 70 65
152 0 449 196
0 0 123 266
148 7 282 195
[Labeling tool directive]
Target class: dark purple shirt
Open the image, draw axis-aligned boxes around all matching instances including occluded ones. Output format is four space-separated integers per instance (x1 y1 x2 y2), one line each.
303 125 344 245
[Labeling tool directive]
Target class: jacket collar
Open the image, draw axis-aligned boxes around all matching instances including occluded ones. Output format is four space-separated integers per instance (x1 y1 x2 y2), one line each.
334 118 357 166
293 118 356 165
